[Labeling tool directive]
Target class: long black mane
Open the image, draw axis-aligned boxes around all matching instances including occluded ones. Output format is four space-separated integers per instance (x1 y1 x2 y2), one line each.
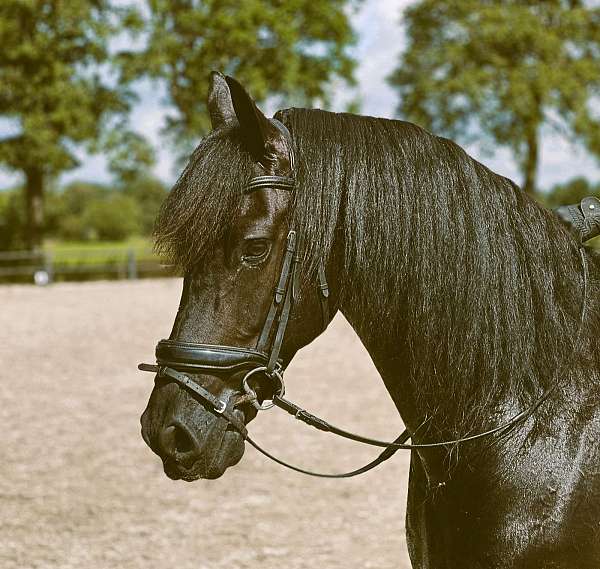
156 107 599 435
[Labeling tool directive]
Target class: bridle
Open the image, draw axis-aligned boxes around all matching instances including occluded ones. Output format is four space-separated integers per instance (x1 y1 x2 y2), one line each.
139 118 591 478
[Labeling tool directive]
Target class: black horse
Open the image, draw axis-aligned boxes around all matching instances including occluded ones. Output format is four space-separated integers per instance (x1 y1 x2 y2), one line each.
140 72 600 568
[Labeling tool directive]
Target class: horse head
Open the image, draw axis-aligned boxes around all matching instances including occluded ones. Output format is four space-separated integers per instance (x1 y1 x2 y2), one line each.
140 73 334 480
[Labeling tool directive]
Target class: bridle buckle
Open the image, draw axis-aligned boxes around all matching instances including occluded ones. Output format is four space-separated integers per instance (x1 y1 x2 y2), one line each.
213 399 227 414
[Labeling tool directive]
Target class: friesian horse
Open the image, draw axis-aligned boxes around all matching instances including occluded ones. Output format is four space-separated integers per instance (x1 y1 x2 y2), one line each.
140 72 600 568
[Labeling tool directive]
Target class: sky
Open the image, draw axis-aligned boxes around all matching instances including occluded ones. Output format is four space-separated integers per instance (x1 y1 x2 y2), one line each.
1 0 599 192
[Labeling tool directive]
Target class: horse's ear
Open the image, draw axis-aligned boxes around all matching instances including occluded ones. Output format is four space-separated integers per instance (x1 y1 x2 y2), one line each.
208 71 236 129
225 75 274 164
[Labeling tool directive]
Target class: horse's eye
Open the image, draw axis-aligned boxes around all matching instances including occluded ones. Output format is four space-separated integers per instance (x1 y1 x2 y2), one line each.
242 239 270 262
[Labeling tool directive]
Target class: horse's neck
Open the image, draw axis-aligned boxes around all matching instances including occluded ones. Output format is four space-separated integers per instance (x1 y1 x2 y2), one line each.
340 310 425 431
338 237 595 438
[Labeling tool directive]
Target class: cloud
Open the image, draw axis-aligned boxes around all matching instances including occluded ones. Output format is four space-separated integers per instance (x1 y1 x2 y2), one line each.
351 0 414 117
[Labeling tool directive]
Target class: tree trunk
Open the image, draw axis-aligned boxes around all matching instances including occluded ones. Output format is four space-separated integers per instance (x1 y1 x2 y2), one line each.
522 125 539 195
24 168 44 250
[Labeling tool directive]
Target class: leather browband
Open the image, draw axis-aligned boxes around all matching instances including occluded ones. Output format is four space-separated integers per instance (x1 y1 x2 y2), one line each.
245 119 295 194
245 176 294 193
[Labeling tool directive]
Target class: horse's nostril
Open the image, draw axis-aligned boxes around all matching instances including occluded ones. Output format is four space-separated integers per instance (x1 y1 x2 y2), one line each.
174 426 194 453
159 422 199 459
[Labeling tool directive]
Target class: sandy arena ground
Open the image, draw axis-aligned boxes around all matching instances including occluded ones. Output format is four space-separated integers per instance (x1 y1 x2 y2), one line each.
1 279 412 569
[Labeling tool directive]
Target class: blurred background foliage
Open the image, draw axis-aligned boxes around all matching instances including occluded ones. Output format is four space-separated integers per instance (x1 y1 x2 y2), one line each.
0 0 599 260
125 0 358 155
0 176 168 249
0 0 357 252
390 0 600 195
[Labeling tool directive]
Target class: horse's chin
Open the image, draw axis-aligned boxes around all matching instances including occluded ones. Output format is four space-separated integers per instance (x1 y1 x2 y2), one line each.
162 434 246 481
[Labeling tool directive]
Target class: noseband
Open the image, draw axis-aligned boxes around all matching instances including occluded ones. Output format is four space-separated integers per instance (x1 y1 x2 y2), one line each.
139 118 591 479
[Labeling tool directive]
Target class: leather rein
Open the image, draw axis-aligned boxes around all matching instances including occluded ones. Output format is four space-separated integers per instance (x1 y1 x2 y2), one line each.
139 119 592 478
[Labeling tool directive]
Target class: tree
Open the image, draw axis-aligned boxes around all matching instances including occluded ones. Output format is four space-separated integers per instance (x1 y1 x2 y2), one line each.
81 194 141 241
545 176 600 208
0 1 153 249
121 174 168 235
0 187 24 249
124 0 358 153
48 181 109 241
389 1 600 194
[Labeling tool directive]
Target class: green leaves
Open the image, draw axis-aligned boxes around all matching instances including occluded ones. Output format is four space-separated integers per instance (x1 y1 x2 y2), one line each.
1 0 358 246
81 193 142 241
0 0 147 176
129 0 358 146
43 177 166 242
0 0 154 246
102 128 156 184
390 0 600 194
544 177 600 208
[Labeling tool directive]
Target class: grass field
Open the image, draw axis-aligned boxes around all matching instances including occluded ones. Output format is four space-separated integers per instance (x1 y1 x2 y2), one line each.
43 237 157 266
